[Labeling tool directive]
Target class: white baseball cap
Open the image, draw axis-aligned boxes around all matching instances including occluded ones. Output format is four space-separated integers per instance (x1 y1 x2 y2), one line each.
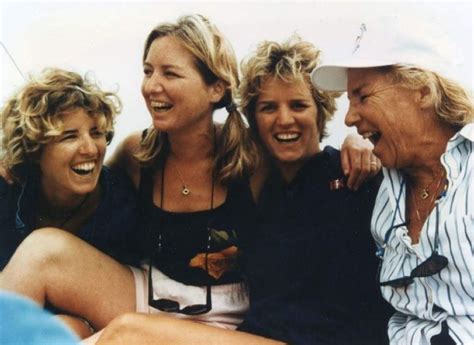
311 16 462 92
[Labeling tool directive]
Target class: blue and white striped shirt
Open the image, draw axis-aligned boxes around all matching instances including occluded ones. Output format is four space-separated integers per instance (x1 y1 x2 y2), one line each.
372 124 474 345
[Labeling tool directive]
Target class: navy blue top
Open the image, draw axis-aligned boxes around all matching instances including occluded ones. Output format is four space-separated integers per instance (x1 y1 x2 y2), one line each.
0 166 141 270
138 166 257 286
238 146 393 345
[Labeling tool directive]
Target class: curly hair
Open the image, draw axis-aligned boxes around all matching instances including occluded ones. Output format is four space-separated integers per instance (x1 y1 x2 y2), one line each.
239 35 339 141
1 68 121 181
383 65 473 127
136 14 258 184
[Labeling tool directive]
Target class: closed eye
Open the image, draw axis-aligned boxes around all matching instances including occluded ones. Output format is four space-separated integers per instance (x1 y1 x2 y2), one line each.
257 102 276 113
290 101 310 111
91 127 105 138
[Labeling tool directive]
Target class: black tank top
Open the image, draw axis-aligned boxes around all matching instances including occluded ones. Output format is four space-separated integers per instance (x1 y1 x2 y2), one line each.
138 166 256 286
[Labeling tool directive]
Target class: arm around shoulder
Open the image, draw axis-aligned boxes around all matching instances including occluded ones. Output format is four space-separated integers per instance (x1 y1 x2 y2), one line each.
106 131 142 188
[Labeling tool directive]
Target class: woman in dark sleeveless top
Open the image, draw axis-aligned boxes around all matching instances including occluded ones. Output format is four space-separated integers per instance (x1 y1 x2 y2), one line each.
0 15 377 344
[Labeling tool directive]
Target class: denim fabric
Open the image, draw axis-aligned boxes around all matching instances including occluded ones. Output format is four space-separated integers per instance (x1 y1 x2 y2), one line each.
0 166 141 270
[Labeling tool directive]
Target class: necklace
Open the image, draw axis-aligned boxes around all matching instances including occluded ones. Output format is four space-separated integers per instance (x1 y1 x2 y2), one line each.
419 171 445 200
37 193 90 228
168 125 217 197
173 164 191 196
409 176 446 225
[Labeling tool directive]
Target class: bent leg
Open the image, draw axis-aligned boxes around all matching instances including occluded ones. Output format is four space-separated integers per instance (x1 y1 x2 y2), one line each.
0 228 137 330
96 313 285 345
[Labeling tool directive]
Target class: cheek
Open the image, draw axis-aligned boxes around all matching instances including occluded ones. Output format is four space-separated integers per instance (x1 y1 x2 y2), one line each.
255 116 272 141
97 141 107 160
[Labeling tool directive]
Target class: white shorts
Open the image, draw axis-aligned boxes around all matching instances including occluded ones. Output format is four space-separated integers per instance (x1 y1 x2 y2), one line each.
129 265 249 330
82 265 249 345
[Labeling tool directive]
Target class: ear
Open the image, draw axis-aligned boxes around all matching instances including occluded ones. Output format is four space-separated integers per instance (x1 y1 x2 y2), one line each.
209 80 226 104
417 86 432 109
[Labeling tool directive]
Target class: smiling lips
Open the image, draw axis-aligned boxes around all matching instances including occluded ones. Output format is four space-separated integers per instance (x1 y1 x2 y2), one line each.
150 100 173 112
274 132 301 143
71 161 96 176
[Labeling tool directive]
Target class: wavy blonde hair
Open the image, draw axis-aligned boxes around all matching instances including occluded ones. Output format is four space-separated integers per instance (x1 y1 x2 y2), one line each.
382 66 473 127
135 14 258 184
239 35 339 141
1 68 121 181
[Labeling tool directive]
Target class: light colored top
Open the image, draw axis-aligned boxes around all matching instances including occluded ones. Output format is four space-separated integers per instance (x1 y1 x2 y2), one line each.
372 124 474 345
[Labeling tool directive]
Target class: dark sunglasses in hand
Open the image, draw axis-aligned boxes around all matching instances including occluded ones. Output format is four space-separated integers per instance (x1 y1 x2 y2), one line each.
377 202 448 288
148 232 212 315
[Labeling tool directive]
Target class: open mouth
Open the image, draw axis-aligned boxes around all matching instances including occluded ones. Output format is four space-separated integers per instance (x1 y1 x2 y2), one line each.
362 131 381 146
150 100 173 113
274 133 301 143
71 162 96 176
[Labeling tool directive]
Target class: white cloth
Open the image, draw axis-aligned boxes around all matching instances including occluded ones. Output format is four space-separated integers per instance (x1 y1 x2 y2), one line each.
372 124 474 345
82 265 249 345
129 265 249 329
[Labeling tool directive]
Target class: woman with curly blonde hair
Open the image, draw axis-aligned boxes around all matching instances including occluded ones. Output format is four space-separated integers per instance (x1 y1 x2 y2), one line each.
83 36 387 345
1 14 259 342
0 67 140 336
0 18 376 344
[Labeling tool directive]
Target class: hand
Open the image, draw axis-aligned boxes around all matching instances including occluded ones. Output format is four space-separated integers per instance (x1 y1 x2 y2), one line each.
341 133 381 191
0 164 15 185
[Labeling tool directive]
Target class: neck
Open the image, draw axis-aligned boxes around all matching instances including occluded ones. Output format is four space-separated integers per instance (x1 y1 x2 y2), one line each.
277 160 305 183
168 121 216 162
40 183 90 213
404 118 455 187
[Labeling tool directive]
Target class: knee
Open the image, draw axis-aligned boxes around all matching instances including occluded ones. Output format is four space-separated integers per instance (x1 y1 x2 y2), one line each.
98 313 145 343
11 228 79 269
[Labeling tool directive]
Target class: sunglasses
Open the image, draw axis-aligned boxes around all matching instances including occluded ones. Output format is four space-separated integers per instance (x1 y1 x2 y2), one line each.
148 231 212 315
377 179 448 288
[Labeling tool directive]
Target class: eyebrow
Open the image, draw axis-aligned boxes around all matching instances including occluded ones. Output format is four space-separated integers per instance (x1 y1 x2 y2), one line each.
347 82 369 99
143 61 181 70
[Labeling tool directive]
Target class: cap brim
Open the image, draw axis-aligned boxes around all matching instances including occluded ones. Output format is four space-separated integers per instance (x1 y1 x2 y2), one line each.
311 59 396 92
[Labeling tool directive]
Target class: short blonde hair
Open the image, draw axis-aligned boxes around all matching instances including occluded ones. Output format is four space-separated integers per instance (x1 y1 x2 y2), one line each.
1 68 121 180
383 66 473 127
239 35 339 141
136 14 258 184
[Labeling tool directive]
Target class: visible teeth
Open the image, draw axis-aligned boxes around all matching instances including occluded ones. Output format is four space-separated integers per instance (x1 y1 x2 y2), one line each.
276 133 300 141
362 132 376 139
72 162 95 172
150 101 172 110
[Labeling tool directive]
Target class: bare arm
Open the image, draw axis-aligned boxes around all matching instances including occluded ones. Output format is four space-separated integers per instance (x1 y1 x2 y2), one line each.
97 312 285 345
106 131 142 188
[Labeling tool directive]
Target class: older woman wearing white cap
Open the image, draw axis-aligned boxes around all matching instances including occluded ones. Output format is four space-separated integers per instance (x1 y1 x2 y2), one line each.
312 17 473 345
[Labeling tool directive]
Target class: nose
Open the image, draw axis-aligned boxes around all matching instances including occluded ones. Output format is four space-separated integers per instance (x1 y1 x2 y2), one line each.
143 73 164 95
276 107 295 126
344 103 360 127
79 135 98 156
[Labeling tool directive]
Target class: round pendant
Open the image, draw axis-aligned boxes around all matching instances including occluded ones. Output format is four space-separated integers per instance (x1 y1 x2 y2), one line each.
420 189 429 200
182 187 190 196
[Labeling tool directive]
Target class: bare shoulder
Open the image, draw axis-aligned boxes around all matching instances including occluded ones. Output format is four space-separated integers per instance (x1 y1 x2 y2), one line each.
107 131 143 188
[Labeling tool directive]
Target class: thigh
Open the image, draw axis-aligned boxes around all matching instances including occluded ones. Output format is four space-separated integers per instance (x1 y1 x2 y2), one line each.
1 228 137 329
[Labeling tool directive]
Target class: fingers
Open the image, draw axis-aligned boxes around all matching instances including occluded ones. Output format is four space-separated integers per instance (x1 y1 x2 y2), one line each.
340 134 379 191
0 165 15 185
341 148 351 176
369 156 382 177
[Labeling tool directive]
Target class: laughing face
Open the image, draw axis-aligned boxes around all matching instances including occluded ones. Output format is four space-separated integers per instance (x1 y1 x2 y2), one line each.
345 68 425 169
255 77 320 171
39 108 106 199
141 36 223 133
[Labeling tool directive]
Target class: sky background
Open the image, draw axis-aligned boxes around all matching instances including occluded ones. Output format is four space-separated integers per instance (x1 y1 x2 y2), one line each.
1 1 472 158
